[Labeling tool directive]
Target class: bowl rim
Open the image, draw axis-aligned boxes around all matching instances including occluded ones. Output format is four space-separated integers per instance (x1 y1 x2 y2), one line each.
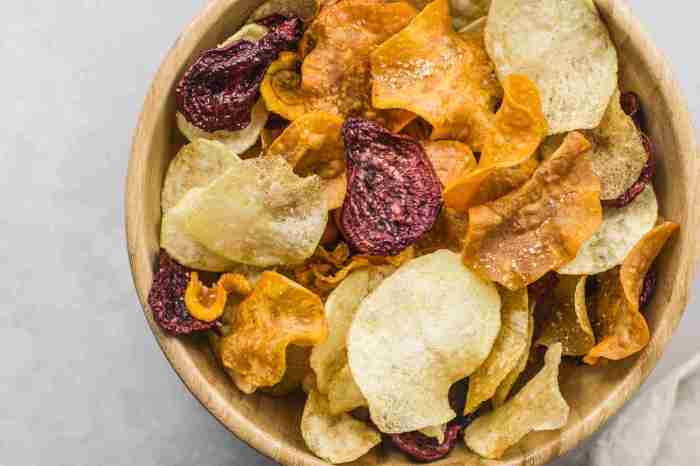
125 0 700 464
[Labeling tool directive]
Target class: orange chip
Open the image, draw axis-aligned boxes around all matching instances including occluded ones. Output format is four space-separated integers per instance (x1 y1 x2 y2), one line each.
185 272 252 322
443 74 547 211
261 0 417 130
422 140 477 188
266 112 347 209
462 132 602 290
220 271 327 393
585 221 679 364
370 0 500 150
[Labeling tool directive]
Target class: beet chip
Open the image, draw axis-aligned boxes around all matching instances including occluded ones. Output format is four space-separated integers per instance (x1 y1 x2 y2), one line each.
147 251 215 335
390 424 462 463
340 117 442 256
176 16 302 133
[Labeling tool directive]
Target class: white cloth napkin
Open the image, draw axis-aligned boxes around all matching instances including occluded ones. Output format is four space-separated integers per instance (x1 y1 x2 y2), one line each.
554 353 700 466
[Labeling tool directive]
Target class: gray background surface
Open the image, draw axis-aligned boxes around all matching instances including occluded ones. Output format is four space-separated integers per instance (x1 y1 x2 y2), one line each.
0 1 697 465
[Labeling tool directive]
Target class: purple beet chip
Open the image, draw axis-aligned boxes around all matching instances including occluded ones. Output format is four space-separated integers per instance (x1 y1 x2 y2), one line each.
175 16 302 133
147 251 215 336
389 424 462 463
340 117 442 256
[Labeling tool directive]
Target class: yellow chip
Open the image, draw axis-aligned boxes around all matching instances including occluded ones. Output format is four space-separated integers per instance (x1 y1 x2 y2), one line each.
536 275 595 356
464 343 570 459
219 271 327 393
371 0 500 150
328 364 367 415
492 301 534 408
585 222 679 364
465 287 530 414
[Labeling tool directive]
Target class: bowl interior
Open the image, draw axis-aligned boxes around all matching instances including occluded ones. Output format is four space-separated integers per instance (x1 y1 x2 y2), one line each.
126 1 698 465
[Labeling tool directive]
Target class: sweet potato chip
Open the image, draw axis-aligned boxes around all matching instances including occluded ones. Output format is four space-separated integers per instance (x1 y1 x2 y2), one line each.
422 140 477 188
261 0 417 130
485 0 618 135
247 0 320 23
219 271 327 393
465 287 530 414
348 250 501 433
536 275 594 356
301 388 381 464
266 112 347 209
262 345 312 396
181 156 328 267
585 221 679 364
559 185 658 275
328 364 367 415
370 0 500 150
443 74 547 211
464 343 569 459
185 271 252 322
462 132 602 290
493 301 534 408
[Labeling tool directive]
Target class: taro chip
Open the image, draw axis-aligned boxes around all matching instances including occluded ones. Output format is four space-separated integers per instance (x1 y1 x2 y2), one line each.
464 343 570 459
247 0 320 23
536 275 595 356
462 132 602 290
485 0 618 135
219 271 327 393
493 303 534 408
465 287 530 414
422 140 477 188
181 155 328 267
301 389 381 464
370 0 501 150
585 222 679 364
328 364 367 415
348 250 501 433
261 0 417 129
443 74 547 211
265 112 347 209
559 185 658 275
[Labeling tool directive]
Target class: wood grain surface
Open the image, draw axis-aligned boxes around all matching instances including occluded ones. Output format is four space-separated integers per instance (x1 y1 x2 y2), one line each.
125 0 699 464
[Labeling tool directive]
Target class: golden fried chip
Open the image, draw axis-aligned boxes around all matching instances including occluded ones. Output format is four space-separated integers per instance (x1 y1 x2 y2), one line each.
485 0 618 135
443 74 547 211
585 222 679 364
371 0 500 150
301 389 381 464
263 345 312 396
247 0 319 23
493 302 534 408
536 275 595 356
464 343 569 459
182 156 328 267
348 250 501 433
266 112 347 209
422 140 477 188
220 271 327 393
465 287 529 414
328 364 367 415
261 0 417 130
462 132 602 290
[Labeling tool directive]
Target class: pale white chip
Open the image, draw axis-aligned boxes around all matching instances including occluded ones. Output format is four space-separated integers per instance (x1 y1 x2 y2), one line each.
485 0 618 135
219 23 269 48
464 343 570 459
559 185 658 275
301 389 381 464
181 156 328 267
451 0 490 30
161 139 239 212
419 424 447 444
348 250 502 433
328 364 367 415
310 267 395 394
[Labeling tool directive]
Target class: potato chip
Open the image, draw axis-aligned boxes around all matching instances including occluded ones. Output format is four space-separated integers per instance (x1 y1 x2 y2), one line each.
450 0 490 30
261 0 417 130
443 74 547 211
328 364 367 415
301 388 381 464
348 250 501 433
370 0 500 150
492 302 534 408
462 132 602 290
585 222 679 364
464 343 569 459
181 156 328 267
219 271 327 393
422 140 477 188
465 287 529 414
536 275 594 356
265 112 347 209
485 0 618 135
263 345 312 396
247 0 320 23
310 266 394 394
559 185 658 275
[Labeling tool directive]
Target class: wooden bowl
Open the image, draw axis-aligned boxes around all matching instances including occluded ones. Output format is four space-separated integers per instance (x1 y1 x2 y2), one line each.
126 1 699 464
